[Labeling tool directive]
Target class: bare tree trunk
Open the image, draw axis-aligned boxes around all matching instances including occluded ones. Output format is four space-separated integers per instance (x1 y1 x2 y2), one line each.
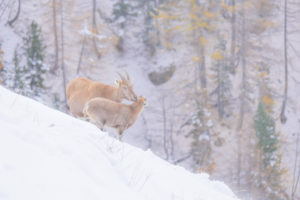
236 1 246 192
60 0 67 109
162 96 169 160
141 113 152 149
92 0 101 58
0 1 10 20
236 132 242 192
217 59 224 119
169 118 174 159
230 0 236 74
291 133 300 200
76 35 86 75
217 65 221 118
238 3 246 130
51 0 59 73
199 43 207 91
8 0 20 26
281 0 288 124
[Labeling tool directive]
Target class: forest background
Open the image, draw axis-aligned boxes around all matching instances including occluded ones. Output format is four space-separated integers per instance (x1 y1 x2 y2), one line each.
0 0 299 199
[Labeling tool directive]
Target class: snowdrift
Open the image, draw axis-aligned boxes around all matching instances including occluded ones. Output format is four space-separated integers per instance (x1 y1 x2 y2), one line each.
0 86 239 200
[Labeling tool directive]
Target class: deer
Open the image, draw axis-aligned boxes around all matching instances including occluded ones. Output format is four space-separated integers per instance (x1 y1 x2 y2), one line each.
66 72 137 118
83 96 146 140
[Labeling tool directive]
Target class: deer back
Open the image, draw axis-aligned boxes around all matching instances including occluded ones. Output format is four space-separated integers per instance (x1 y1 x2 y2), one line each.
66 78 119 117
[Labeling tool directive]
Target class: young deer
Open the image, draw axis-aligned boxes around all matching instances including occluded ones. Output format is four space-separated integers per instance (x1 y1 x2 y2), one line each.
66 72 137 118
83 96 146 140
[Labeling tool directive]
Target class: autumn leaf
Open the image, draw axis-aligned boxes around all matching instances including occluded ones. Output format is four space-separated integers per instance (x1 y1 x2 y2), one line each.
174 25 182 31
211 51 224 61
259 71 268 78
222 1 236 12
199 36 208 45
192 56 202 62
204 10 215 19
262 95 274 106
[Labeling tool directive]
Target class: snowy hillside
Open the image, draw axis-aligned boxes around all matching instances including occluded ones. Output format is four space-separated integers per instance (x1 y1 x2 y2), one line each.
0 86 239 200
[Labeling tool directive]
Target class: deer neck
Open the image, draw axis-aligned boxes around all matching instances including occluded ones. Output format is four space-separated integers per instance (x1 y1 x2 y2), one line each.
130 102 144 117
115 87 123 102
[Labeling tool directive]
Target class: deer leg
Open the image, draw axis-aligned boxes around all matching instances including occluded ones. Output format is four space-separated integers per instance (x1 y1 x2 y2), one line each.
79 116 90 122
118 130 123 141
94 121 104 131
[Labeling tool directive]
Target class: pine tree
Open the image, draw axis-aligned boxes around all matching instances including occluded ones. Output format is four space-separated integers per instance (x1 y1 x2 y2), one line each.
23 21 47 98
254 103 277 168
136 0 161 55
12 48 29 95
111 0 137 51
253 65 287 200
189 100 214 173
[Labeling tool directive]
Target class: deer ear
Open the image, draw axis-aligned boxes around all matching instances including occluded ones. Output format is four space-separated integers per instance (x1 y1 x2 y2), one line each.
114 80 120 86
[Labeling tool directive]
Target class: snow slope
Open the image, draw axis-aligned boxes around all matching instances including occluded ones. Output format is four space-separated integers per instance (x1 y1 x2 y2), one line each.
0 86 239 200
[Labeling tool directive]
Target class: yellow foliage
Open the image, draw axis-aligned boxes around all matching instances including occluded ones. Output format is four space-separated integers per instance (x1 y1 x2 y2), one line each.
150 11 178 20
0 50 3 70
211 51 224 61
221 1 236 12
192 4 202 12
190 13 200 21
184 0 196 3
194 21 208 28
261 20 274 29
206 24 215 32
276 131 281 136
199 36 208 45
208 74 216 79
200 88 207 94
245 1 253 8
159 2 179 10
259 71 268 78
153 19 159 29
184 24 195 32
192 56 202 62
185 0 202 11
200 21 208 28
91 27 99 35
164 41 173 50
173 25 182 31
203 10 215 19
262 95 274 106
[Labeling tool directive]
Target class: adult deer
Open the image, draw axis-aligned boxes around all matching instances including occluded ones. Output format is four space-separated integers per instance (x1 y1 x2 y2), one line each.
66 72 137 118
83 96 146 140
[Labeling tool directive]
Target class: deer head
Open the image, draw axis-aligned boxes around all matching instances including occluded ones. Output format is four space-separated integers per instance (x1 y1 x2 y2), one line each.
138 96 147 106
115 72 137 102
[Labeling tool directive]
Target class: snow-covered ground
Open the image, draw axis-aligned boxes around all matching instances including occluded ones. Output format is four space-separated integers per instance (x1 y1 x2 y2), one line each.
0 86 239 200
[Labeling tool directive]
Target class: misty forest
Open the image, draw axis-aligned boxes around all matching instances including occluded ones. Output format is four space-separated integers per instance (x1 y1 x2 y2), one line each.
0 0 299 199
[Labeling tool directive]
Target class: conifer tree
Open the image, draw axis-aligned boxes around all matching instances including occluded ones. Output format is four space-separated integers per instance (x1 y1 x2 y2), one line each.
111 0 137 51
254 101 286 199
137 0 160 54
23 21 47 98
253 62 287 199
189 100 214 173
12 48 29 95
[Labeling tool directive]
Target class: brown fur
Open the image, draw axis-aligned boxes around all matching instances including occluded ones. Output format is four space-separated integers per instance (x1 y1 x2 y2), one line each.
83 96 146 140
66 76 137 118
